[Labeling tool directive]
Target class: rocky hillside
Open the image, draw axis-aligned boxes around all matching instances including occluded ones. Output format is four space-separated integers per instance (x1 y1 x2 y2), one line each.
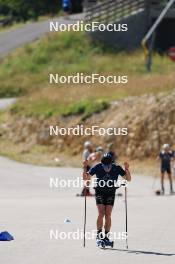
0 90 175 160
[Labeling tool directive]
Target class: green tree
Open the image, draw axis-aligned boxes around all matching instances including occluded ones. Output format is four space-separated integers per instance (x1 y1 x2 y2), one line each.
0 0 61 21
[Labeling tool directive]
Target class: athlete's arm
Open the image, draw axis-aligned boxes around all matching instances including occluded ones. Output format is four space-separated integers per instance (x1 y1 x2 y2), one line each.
83 160 91 181
156 156 160 161
123 162 131 182
170 151 174 162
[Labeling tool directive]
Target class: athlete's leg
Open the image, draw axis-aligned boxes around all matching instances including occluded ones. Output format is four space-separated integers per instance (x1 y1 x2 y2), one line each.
167 172 173 193
104 205 113 232
161 172 165 193
97 204 105 232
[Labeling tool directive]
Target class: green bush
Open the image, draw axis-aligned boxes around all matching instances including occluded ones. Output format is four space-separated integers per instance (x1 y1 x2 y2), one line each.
10 99 110 120
62 99 109 121
0 0 61 22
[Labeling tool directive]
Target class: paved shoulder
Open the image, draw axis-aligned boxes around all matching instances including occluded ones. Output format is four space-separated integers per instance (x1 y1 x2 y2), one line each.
0 98 16 110
0 14 85 57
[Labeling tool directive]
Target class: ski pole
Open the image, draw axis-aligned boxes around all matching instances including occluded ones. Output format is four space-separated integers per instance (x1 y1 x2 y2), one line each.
125 185 128 249
83 186 87 247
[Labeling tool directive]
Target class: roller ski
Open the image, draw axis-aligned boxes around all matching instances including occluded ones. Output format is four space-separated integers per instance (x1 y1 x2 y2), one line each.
170 190 175 195
96 238 106 249
103 238 114 248
155 189 164 196
96 237 114 249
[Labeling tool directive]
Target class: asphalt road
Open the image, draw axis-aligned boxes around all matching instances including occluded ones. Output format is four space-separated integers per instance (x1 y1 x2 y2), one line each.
0 156 174 264
0 14 84 57
0 98 16 109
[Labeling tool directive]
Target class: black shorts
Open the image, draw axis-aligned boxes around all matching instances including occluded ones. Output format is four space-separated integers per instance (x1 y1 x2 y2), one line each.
161 167 171 174
95 192 115 206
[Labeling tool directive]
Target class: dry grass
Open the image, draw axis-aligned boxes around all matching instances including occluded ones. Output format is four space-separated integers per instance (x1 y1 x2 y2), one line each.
17 71 175 104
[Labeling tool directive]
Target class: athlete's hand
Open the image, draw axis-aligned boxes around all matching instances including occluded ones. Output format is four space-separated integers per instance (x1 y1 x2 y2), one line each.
83 159 88 170
124 162 129 170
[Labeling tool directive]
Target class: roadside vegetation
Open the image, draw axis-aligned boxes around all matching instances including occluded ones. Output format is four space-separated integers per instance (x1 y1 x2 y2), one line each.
0 31 175 118
0 0 61 22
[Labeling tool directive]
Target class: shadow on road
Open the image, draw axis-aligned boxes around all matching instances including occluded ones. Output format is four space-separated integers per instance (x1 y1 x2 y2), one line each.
104 248 175 256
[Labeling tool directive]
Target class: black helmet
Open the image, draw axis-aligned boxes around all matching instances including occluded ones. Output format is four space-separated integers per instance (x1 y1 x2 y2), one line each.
101 153 113 165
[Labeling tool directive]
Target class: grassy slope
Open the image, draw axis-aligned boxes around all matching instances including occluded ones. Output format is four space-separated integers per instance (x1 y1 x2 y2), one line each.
0 31 175 118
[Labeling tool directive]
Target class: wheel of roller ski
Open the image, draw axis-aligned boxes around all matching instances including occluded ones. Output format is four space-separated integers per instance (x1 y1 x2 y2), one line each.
110 241 114 248
97 239 105 248
105 240 114 248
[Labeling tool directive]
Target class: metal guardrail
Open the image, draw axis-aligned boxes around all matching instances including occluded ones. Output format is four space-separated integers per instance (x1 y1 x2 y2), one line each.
85 0 146 23
142 0 175 53
148 0 175 7
142 0 175 71
85 0 175 23
83 0 97 7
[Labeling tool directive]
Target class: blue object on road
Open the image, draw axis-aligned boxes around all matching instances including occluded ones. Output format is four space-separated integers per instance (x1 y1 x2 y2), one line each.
64 218 72 223
0 231 14 241
63 0 70 8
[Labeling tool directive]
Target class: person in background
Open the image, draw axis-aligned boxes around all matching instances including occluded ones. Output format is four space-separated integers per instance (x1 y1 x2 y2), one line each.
81 141 93 196
62 0 71 16
81 145 103 196
88 146 104 167
158 144 174 195
82 141 93 161
172 147 175 178
107 143 118 163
